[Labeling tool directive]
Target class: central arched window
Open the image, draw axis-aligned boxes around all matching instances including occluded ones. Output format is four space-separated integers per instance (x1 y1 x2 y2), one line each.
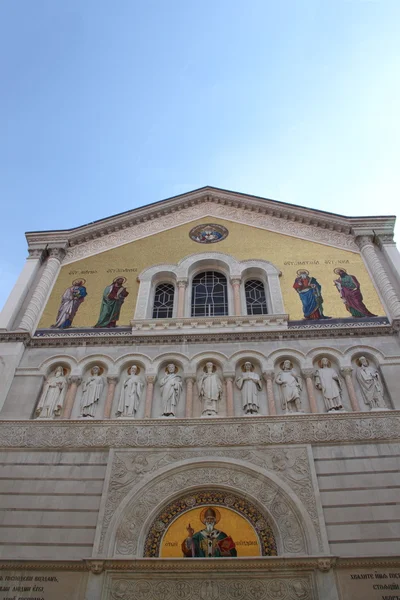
153 283 175 318
245 279 268 315
191 271 228 317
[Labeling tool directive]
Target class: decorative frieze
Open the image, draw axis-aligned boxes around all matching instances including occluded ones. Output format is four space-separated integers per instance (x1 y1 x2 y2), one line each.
0 412 398 449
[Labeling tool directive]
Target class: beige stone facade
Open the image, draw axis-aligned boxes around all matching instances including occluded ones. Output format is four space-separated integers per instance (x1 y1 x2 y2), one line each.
0 187 400 599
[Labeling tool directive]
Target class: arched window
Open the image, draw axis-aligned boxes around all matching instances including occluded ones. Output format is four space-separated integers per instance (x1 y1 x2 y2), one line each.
245 280 268 315
191 271 228 317
152 283 175 318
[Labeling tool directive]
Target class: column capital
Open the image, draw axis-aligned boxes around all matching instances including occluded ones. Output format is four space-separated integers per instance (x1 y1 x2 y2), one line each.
47 247 67 261
146 375 156 384
230 277 241 286
340 366 353 377
68 376 82 386
262 370 275 381
355 234 374 251
177 278 188 288
375 232 395 248
301 368 314 379
223 372 235 381
184 375 195 383
27 243 47 261
107 376 119 385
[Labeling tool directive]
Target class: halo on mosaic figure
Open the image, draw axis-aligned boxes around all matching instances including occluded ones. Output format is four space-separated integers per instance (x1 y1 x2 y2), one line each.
200 506 221 525
113 276 127 283
296 269 309 276
333 268 347 275
72 278 86 286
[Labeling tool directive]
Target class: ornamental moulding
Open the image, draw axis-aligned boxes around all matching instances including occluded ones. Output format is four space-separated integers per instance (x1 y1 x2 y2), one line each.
56 199 359 264
0 412 399 448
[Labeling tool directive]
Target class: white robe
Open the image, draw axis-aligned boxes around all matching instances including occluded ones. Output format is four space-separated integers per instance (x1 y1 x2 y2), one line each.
80 375 104 417
160 373 182 415
356 365 385 408
314 366 342 411
236 371 262 412
199 372 222 415
275 369 301 410
117 375 144 416
36 372 66 419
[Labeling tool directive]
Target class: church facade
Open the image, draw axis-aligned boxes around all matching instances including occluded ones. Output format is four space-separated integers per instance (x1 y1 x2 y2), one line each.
0 186 400 599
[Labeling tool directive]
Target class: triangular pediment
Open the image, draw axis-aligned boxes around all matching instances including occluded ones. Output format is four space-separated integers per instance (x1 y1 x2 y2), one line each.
25 186 395 263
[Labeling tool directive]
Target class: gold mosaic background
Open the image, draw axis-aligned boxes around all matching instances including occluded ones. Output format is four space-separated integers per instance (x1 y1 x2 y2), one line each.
38 217 384 328
160 506 260 558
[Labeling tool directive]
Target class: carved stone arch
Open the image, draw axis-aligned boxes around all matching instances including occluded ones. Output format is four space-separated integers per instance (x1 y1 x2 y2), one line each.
305 347 344 369
344 344 386 366
39 354 77 377
152 352 190 374
114 352 153 377
77 354 114 377
239 259 284 314
177 252 241 279
136 264 179 319
267 348 306 371
229 349 268 373
99 456 323 558
190 351 229 374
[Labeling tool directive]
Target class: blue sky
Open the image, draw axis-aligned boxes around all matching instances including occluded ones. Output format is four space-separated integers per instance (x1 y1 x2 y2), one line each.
1 0 399 311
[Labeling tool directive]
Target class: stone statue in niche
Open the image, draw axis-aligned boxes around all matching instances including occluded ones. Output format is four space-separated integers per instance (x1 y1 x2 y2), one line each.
275 360 303 414
198 362 223 417
314 357 344 412
35 366 67 419
236 361 262 414
80 366 104 418
116 365 144 418
356 356 386 410
160 363 182 417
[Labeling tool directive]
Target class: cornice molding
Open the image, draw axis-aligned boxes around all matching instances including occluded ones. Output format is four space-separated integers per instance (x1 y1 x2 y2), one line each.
0 555 399 572
0 411 399 449
23 188 396 263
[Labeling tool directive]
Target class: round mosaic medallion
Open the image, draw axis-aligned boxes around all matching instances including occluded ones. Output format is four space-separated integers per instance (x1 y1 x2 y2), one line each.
189 223 228 244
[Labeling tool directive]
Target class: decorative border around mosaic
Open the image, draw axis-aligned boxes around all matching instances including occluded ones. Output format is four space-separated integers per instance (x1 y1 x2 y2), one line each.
0 412 399 448
143 490 277 558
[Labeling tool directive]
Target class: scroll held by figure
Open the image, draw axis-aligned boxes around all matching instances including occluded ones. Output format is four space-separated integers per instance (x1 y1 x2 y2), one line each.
314 357 343 412
236 361 262 414
181 507 237 557
35 366 67 419
116 365 144 417
275 360 303 414
198 362 222 416
94 277 129 328
333 269 376 318
52 279 87 328
160 363 182 417
356 356 386 410
80 366 104 418
293 270 330 320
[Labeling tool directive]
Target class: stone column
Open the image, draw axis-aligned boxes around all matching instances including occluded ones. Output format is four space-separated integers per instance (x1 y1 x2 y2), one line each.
185 376 194 418
263 370 277 415
18 246 66 333
0 245 46 331
225 376 234 416
62 376 81 419
231 278 242 315
176 279 188 318
103 377 119 419
302 369 318 413
356 235 400 319
144 375 155 418
341 367 360 411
